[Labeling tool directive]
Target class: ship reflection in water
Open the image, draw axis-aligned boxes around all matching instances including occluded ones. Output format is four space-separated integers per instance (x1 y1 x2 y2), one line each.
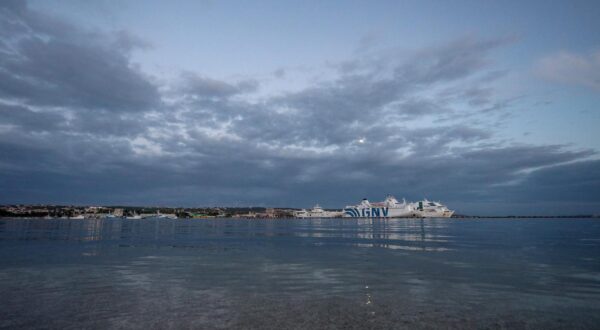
1 218 600 328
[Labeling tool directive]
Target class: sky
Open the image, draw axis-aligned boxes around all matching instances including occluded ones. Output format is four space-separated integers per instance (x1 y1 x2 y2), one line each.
1 0 599 215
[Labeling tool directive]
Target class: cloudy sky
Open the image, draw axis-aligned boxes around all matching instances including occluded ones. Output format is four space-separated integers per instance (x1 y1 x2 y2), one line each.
1 0 599 214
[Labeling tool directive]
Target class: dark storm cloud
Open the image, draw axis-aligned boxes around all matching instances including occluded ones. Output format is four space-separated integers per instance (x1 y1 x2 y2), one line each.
0 2 159 112
179 71 258 99
0 2 598 214
67 110 150 137
389 98 450 117
0 103 65 132
1 37 159 111
395 37 513 85
231 36 515 147
503 159 600 202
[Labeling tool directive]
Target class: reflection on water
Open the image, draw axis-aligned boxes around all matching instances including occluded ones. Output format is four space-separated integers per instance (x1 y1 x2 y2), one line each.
0 217 452 248
1 218 600 329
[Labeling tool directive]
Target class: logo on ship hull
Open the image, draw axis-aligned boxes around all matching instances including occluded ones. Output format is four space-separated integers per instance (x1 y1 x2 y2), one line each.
344 207 389 217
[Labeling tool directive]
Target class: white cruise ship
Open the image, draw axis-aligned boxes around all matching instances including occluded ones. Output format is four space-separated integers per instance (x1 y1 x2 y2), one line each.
343 195 454 218
412 199 454 218
294 205 343 218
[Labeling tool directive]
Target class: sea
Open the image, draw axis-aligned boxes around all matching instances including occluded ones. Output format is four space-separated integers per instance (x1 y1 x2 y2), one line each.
1 217 599 329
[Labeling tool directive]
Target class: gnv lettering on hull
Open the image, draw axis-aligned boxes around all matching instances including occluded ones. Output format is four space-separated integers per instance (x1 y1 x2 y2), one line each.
349 207 388 217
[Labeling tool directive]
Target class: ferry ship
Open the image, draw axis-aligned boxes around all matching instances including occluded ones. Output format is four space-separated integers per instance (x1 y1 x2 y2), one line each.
343 195 416 218
412 199 454 218
294 204 343 218
343 195 454 218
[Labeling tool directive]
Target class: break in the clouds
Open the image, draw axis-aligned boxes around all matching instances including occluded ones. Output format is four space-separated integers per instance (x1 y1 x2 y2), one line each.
1 0 599 215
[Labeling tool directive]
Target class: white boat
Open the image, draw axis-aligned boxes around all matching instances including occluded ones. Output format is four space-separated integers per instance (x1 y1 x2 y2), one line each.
157 213 177 220
412 199 454 218
157 212 178 219
69 215 85 220
125 214 142 220
294 204 343 218
343 195 417 218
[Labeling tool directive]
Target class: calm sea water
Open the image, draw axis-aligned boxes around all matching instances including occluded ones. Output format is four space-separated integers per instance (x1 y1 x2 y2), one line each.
1 218 599 329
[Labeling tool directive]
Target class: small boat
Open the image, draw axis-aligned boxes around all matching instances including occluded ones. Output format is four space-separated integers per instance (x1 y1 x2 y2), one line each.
125 214 142 220
69 215 85 220
157 211 178 219
158 214 178 219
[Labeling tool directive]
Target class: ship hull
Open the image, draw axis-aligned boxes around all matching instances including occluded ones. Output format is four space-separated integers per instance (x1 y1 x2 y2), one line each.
343 207 417 218
418 210 454 218
296 212 342 218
